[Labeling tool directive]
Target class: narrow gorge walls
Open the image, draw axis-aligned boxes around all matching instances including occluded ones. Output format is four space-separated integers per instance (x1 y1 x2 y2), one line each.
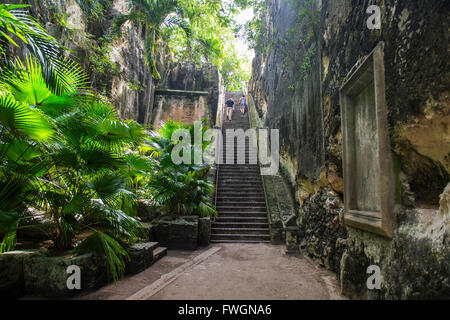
249 0 449 299
11 1 223 127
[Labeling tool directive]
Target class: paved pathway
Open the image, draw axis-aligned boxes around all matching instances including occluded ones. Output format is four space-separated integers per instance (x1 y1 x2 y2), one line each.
77 243 344 300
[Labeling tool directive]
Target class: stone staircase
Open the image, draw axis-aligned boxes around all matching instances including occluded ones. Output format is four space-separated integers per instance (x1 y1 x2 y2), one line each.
211 92 270 243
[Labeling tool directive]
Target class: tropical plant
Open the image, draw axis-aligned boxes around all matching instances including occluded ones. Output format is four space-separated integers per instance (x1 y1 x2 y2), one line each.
113 0 191 124
163 0 252 90
0 54 150 280
0 4 81 94
146 120 217 217
114 0 190 79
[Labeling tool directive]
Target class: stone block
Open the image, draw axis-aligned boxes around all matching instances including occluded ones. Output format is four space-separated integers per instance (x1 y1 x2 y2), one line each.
151 216 199 250
198 217 211 246
125 242 158 275
0 250 41 298
23 253 107 299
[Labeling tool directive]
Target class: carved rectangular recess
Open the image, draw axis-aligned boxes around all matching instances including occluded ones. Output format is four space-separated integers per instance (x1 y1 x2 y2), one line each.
339 42 395 238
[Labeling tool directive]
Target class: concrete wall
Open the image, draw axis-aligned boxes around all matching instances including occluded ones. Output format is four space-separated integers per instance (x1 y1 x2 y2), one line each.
249 0 450 299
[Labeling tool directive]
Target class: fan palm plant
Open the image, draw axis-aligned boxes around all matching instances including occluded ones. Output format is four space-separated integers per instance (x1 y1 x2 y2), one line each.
114 0 191 124
147 120 216 217
0 4 79 94
0 56 150 280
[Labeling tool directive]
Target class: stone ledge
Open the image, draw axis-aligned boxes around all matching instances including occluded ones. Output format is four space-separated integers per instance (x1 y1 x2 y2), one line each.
0 240 165 299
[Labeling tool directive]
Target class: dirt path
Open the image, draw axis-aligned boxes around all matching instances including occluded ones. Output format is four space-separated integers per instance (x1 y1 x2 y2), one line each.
77 243 344 300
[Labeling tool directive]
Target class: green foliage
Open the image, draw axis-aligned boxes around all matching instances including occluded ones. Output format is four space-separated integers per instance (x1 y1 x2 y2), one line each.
127 79 145 92
163 0 252 91
75 231 129 282
89 42 119 75
242 0 269 54
0 7 150 279
75 0 110 22
114 0 191 79
0 4 77 95
147 120 217 217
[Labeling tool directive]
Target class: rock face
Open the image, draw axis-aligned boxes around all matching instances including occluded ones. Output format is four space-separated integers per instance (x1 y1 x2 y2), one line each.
249 0 450 299
152 62 223 128
10 0 153 123
299 188 347 272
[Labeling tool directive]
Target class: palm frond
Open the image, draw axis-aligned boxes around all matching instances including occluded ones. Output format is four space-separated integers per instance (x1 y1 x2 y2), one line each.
0 91 54 141
75 231 130 282
1 57 90 117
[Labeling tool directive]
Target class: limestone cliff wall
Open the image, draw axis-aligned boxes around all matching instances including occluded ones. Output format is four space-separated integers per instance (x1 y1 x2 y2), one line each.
11 0 155 123
249 0 450 299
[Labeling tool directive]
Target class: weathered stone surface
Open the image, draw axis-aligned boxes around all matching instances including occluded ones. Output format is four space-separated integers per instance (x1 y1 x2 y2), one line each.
440 183 450 217
151 216 199 250
125 242 158 275
0 250 41 298
10 0 153 124
198 217 211 246
23 253 107 298
299 187 347 271
152 62 222 128
250 0 450 299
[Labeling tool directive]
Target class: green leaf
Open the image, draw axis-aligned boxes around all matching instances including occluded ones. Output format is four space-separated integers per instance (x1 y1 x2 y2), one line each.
0 92 54 141
0 210 19 235
75 231 130 282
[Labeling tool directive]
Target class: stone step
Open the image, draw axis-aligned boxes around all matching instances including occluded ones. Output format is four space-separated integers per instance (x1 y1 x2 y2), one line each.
217 187 265 192
212 222 269 228
216 197 266 202
218 175 262 180
214 217 269 223
218 168 261 172
218 182 263 186
216 191 264 195
216 202 267 207
211 234 271 241
153 247 167 262
217 170 261 174
210 239 271 244
217 180 263 184
216 189 264 193
216 190 264 194
217 205 266 211
217 212 268 218
212 228 270 235
218 165 260 169
218 176 262 180
213 109 270 243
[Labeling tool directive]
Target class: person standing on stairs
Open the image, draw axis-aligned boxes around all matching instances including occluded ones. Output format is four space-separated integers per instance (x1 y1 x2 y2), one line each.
239 94 247 115
225 98 235 121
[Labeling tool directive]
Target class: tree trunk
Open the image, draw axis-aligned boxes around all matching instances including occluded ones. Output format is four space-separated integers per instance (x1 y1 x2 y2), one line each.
143 28 157 126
